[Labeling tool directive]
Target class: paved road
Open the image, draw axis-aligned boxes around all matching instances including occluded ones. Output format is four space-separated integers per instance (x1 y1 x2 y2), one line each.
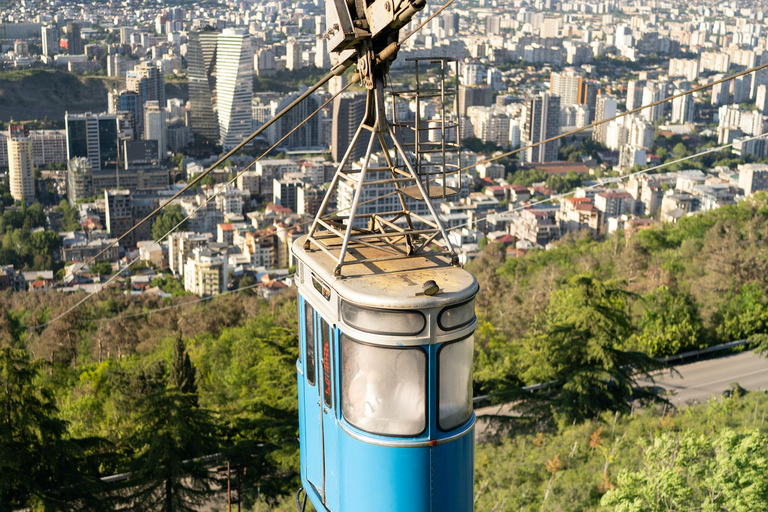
636 350 768 407
475 351 768 438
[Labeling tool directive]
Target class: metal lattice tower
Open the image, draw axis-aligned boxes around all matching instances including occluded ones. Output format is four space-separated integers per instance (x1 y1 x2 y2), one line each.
304 56 463 276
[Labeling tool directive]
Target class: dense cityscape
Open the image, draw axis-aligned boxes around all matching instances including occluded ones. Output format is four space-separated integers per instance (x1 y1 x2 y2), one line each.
2 0 768 510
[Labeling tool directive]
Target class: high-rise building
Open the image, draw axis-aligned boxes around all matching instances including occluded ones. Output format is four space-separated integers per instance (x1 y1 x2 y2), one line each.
626 80 645 111
315 38 330 69
757 84 768 114
105 189 134 246
671 87 696 124
41 26 59 56
332 92 370 163
592 94 617 144
126 61 166 108
108 89 141 139
7 126 35 206
125 62 165 139
640 81 664 122
143 101 167 161
270 87 323 151
216 29 254 150
521 92 561 163
66 22 83 55
286 40 302 71
188 29 220 145
65 112 119 172
579 81 599 123
549 69 583 106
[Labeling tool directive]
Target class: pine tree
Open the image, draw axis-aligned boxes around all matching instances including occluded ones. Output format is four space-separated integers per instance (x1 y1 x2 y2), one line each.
170 334 196 395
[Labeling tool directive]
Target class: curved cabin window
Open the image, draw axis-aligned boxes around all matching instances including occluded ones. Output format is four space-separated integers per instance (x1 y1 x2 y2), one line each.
438 335 474 431
340 301 425 336
341 335 426 436
305 303 316 386
438 298 476 331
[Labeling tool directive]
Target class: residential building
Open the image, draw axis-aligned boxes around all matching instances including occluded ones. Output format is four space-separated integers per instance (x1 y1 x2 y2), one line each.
41 26 59 56
7 126 35 205
671 87 695 124
626 80 645 111
66 21 83 55
274 177 301 213
105 189 134 246
549 69 583 106
183 247 229 296
467 106 513 147
509 208 561 246
521 92 560 163
143 100 167 161
168 231 212 276
332 92 370 163
738 163 768 196
593 94 617 144
269 86 323 151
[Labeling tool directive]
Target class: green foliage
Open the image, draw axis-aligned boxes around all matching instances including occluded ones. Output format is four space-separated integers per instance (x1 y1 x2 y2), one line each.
151 276 189 297
602 429 768 511
0 207 62 269
57 199 81 231
475 392 768 512
90 260 113 276
0 348 108 510
170 334 196 395
126 389 219 512
517 274 666 423
512 168 548 187
152 204 188 241
634 285 706 356
546 170 583 193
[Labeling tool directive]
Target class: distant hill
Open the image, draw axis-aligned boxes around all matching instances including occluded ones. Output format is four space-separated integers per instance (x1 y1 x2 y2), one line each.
0 69 188 122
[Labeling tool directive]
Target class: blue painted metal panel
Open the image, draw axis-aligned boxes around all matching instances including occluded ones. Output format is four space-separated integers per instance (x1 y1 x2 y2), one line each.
338 431 431 512
321 324 340 512
300 296 324 496
432 426 475 512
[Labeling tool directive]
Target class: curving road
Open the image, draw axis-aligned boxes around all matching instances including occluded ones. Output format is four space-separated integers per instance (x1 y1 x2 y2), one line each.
635 350 768 407
475 351 768 438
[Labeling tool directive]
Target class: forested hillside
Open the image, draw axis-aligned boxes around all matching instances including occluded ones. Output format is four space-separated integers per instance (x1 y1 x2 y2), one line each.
470 192 768 398
3 194 768 510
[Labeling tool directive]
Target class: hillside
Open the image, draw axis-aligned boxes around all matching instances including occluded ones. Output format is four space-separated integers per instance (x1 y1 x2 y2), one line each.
0 69 188 121
469 192 768 398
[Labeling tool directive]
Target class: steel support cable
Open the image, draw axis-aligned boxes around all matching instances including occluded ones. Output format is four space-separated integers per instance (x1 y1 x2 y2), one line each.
79 2 453 269
460 60 768 173
447 131 768 234
28 80 358 332
28 5 457 331
56 132 767 327
83 67 349 267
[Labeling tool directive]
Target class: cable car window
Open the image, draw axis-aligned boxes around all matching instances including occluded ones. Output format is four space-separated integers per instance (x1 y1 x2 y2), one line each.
341 335 426 436
438 335 474 431
305 303 316 386
438 298 476 331
321 319 332 408
312 275 331 301
297 301 302 364
340 301 426 336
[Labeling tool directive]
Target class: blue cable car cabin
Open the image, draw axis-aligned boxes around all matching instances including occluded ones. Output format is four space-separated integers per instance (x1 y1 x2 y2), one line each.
293 236 478 512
